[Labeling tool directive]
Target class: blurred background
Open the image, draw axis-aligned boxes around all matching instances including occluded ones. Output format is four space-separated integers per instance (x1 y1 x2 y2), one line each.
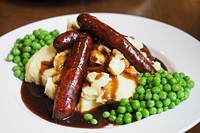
0 0 199 132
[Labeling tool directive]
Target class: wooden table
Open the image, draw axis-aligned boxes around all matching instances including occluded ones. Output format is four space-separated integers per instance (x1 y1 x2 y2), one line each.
0 0 199 132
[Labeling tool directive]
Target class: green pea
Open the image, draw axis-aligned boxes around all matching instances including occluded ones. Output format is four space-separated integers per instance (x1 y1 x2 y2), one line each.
102 111 110 118
12 65 20 71
120 98 129 106
23 46 32 52
39 40 46 47
174 99 181 105
133 93 139 100
33 29 40 37
169 78 177 85
152 86 161 94
157 107 163 114
183 76 190 82
131 100 140 110
177 90 184 99
117 106 126 114
144 72 150 77
32 42 41 50
123 113 133 124
108 114 116 122
126 105 133 113
155 100 163 108
163 98 171 106
24 38 32 46
12 48 21 56
172 84 181 91
83 113 93 121
110 109 116 115
136 85 145 94
14 69 21 77
184 91 189 100
139 94 145 101
141 108 149 118
13 56 21 63
46 38 53 45
147 76 153 84
28 34 35 41
19 73 25 80
187 80 195 89
137 107 143 112
115 117 123 125
22 52 31 59
163 106 168 111
140 101 146 108
7 53 14 62
159 91 167 100
135 111 142 121
168 92 177 101
90 118 98 125
164 84 171 92
161 78 167 85
22 58 29 65
168 102 176 109
145 92 152 100
149 107 157 115
153 93 160 101
147 100 155 108
139 77 147 86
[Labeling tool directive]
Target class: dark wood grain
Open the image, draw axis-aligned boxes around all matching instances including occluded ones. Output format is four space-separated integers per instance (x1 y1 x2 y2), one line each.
0 0 199 132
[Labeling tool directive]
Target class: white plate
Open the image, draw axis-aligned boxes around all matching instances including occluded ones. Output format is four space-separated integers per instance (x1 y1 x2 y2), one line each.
0 13 200 133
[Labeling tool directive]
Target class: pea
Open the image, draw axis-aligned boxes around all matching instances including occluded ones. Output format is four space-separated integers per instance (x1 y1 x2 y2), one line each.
163 98 171 106
133 93 139 100
136 86 145 94
115 117 123 125
6 54 14 62
147 100 155 108
169 78 177 85
157 107 163 114
13 56 21 63
145 92 152 100
102 111 110 118
117 106 126 114
164 84 171 92
168 92 177 101
110 109 116 115
184 91 189 100
153 93 160 101
163 106 168 111
172 84 181 91
155 100 163 108
141 101 146 108
131 100 140 110
120 98 129 106
90 119 98 125
14 69 21 77
32 42 41 50
149 107 157 115
108 114 116 122
141 108 149 118
12 48 21 56
168 102 176 109
139 77 147 86
135 111 142 121
123 113 133 124
126 105 133 113
161 78 168 85
159 91 167 100
152 86 161 94
83 113 93 121
174 99 181 105
187 80 195 89
24 38 32 46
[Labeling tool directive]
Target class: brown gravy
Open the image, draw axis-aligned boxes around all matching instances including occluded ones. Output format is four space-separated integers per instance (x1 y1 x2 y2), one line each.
21 82 114 128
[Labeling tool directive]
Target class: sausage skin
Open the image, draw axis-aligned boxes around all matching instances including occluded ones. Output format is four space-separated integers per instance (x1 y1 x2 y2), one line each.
52 33 92 120
53 29 80 52
77 13 156 74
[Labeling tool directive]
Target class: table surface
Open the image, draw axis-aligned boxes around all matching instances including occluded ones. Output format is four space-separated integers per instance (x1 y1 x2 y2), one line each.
0 0 199 132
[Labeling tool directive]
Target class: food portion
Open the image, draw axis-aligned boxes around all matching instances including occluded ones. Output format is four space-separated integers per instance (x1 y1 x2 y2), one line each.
7 12 195 128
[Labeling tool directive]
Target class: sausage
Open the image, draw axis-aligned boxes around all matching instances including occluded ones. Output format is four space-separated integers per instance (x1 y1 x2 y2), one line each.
77 12 156 74
52 33 93 120
53 29 80 52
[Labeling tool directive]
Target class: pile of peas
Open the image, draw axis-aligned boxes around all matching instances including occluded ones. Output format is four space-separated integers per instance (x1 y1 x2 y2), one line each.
101 69 195 125
6 28 59 80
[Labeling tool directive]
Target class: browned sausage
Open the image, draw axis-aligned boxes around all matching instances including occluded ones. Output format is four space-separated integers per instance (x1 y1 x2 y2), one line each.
53 29 80 52
77 12 156 74
52 33 93 120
